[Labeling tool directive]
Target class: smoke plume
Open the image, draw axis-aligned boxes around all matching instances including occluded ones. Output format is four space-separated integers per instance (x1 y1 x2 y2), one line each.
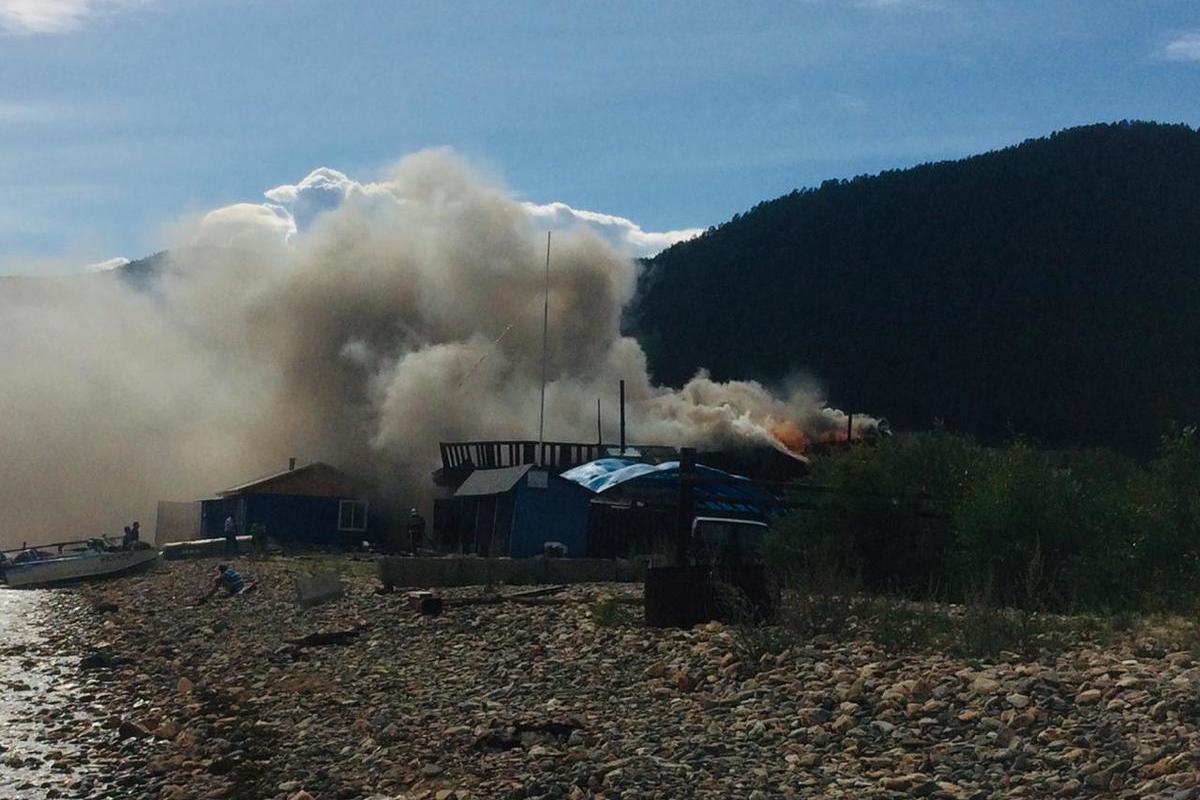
0 150 868 547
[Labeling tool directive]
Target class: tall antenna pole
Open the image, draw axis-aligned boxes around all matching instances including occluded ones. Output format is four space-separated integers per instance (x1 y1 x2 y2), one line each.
619 379 626 455
537 231 551 462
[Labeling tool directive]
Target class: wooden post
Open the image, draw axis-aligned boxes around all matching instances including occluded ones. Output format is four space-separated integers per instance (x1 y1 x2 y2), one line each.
537 232 551 462
675 447 696 565
619 380 626 454
847 413 854 444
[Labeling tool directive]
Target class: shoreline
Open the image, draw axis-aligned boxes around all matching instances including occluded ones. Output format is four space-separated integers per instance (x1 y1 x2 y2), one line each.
27 555 1200 799
0 588 97 799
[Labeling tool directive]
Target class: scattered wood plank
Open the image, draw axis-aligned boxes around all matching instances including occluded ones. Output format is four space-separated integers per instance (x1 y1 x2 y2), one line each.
505 585 569 600
285 625 367 649
445 584 570 608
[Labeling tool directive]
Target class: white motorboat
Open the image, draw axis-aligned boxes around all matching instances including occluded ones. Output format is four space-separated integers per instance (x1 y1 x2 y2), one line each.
0 538 159 589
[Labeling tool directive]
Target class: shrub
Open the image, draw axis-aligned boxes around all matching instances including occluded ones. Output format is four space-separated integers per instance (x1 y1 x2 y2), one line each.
867 598 955 653
1135 426 1200 607
730 623 801 669
769 430 981 597
950 444 1089 609
590 596 636 627
769 429 1200 614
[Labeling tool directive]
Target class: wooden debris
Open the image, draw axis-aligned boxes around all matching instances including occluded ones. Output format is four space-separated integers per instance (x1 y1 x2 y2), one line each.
284 625 367 649
446 584 570 608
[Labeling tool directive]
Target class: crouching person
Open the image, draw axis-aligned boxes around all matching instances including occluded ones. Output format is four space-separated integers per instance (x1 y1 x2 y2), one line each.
201 564 258 603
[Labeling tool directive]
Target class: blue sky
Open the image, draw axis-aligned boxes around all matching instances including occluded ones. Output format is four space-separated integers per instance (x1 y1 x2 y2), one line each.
2 0 1200 273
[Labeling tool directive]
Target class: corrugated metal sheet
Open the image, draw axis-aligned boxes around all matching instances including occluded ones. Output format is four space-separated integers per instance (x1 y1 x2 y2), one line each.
454 464 535 497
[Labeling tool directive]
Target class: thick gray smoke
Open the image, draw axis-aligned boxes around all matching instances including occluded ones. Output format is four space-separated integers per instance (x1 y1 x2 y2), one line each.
0 150 866 547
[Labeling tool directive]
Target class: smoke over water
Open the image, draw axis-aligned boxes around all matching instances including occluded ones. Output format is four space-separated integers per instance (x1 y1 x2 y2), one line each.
0 150 869 548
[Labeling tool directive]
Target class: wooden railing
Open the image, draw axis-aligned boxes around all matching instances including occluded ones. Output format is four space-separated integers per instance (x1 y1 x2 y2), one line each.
439 440 628 472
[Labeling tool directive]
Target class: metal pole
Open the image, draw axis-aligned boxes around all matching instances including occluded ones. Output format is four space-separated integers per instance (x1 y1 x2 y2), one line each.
537 231 551 462
675 447 696 565
619 379 626 454
596 398 602 446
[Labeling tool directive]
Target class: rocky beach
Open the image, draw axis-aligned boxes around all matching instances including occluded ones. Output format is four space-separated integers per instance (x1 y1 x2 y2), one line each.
7 556 1200 800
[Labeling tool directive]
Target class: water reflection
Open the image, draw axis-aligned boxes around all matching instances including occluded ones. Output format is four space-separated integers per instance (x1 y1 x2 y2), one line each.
0 590 87 799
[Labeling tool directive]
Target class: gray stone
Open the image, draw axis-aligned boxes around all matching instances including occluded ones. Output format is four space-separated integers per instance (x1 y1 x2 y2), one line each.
295 571 345 609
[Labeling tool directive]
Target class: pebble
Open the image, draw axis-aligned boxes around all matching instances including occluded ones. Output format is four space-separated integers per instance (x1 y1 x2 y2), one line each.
32 555 1200 800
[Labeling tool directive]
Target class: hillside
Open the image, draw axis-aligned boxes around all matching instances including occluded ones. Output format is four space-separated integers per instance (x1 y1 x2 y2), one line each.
628 121 1200 456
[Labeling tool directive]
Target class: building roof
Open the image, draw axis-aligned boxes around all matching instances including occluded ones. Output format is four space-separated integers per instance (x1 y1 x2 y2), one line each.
562 458 767 494
561 457 781 515
454 464 536 497
559 458 644 492
218 461 351 497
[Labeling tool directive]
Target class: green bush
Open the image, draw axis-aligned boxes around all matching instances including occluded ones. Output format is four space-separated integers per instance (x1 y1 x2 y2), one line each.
867 598 956 654
767 428 1200 613
1136 425 1200 607
769 430 980 598
951 444 1144 610
590 596 636 627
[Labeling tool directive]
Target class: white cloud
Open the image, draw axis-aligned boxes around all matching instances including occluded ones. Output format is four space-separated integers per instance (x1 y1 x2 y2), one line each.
0 0 146 35
85 256 130 272
522 201 703 257
1162 33 1200 62
264 167 393 231
264 167 356 208
261 166 700 258
193 203 296 249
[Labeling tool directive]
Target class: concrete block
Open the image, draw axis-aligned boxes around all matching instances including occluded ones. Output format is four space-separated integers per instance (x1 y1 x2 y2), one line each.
296 570 345 608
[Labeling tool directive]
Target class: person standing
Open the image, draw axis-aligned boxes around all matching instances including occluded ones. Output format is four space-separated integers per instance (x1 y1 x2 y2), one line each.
407 507 425 553
250 523 266 555
223 515 238 557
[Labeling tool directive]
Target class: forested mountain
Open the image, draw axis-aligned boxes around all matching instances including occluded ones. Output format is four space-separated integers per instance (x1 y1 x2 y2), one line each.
628 121 1200 457
117 251 169 289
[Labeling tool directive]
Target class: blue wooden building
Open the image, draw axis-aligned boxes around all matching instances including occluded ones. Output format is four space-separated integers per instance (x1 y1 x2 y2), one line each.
435 464 593 557
200 461 373 549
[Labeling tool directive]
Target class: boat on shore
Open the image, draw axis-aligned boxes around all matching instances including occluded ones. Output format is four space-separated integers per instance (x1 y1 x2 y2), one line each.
0 537 159 589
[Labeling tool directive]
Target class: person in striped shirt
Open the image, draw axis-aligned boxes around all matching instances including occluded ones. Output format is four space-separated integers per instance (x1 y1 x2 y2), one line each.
201 564 257 603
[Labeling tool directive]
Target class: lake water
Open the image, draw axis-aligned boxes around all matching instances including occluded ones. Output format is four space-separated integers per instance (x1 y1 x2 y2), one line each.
0 590 88 799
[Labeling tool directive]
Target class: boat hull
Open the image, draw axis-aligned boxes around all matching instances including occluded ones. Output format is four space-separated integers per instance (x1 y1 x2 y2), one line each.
2 548 160 589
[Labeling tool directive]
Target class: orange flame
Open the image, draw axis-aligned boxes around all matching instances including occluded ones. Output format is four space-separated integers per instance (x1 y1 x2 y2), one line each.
771 417 866 456
770 420 808 456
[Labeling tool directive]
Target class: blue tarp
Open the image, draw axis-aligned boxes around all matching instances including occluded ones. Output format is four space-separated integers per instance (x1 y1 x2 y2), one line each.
560 458 781 516
559 458 646 492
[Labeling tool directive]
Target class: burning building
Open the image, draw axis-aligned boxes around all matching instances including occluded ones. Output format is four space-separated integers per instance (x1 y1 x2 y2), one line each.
430 434 796 560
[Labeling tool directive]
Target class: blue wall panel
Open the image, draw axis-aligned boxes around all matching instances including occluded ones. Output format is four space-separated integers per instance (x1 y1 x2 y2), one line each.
244 494 346 546
201 492 369 549
509 480 591 558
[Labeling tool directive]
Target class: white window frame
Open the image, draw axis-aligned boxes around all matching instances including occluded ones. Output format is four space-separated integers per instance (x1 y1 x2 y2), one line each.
338 499 369 532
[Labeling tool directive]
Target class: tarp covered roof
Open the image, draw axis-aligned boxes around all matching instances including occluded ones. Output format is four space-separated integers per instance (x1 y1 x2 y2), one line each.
558 458 644 492
560 458 780 515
